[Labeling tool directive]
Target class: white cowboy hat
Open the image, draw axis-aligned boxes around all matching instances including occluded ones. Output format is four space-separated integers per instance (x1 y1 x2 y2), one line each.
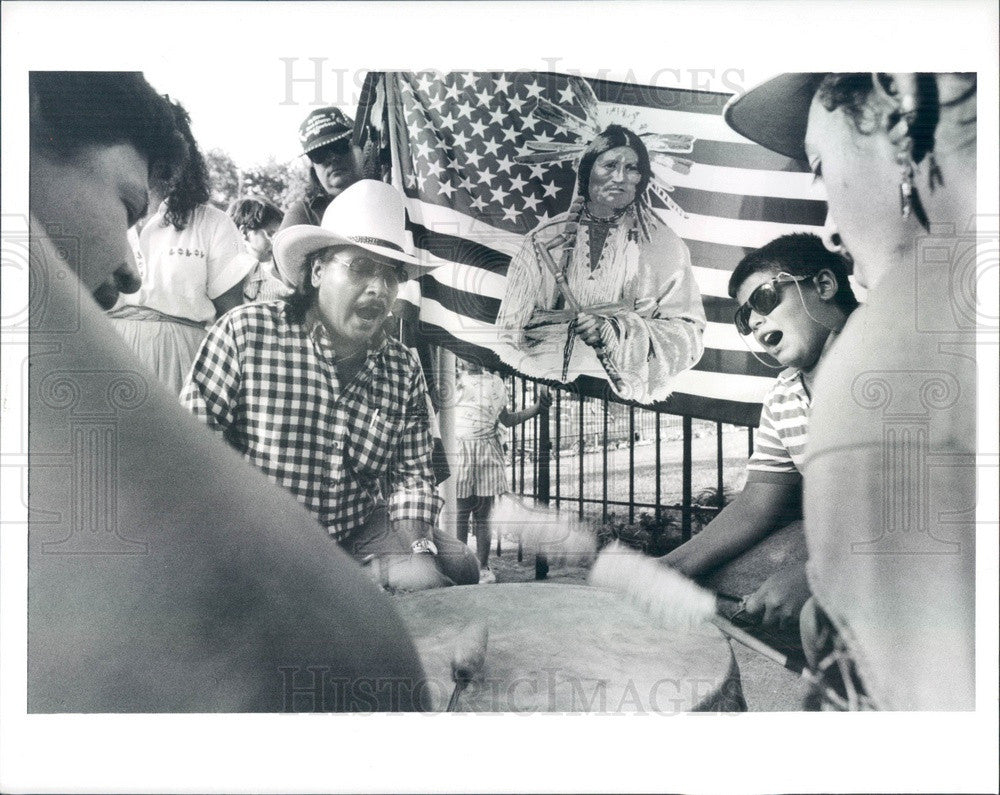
273 179 423 288
723 73 823 163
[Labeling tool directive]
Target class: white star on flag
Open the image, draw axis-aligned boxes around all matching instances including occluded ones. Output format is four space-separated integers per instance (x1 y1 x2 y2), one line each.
524 80 545 100
521 192 542 212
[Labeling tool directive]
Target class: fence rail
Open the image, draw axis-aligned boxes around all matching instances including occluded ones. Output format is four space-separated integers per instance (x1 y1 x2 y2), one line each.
502 374 755 538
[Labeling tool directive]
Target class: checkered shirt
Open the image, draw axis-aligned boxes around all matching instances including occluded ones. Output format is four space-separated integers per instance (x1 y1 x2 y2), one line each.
180 301 442 542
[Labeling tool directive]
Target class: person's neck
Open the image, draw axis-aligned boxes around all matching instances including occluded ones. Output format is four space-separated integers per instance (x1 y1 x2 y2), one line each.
306 308 367 362
800 316 846 391
584 202 628 222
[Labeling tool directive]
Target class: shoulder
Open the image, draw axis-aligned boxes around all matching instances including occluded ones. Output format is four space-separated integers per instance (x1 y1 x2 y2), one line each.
763 368 805 408
525 211 573 244
380 337 424 378
204 203 242 230
217 301 287 335
643 214 689 257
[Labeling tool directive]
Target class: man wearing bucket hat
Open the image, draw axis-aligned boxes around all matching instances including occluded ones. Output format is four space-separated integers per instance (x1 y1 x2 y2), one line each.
182 179 480 590
280 106 364 230
724 74 977 710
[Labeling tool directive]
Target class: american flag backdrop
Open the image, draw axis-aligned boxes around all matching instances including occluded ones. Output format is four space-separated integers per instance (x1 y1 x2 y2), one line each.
356 71 828 426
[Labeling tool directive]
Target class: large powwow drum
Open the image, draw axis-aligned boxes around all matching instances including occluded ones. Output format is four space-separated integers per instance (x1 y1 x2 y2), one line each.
395 582 745 713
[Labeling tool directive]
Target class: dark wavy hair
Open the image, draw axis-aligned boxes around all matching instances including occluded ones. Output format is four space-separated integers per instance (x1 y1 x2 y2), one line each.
157 99 211 231
814 73 976 165
729 232 859 315
29 71 187 180
227 196 284 232
577 124 653 204
285 246 341 323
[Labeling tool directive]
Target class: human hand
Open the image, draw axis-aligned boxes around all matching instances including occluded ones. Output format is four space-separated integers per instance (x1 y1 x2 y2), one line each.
571 312 605 348
373 553 452 593
743 563 811 628
536 387 553 411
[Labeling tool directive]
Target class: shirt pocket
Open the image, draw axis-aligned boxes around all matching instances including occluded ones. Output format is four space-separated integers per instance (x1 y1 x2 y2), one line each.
344 407 406 477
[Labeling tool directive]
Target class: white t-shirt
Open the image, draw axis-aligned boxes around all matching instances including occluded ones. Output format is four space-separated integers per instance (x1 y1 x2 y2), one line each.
121 203 254 322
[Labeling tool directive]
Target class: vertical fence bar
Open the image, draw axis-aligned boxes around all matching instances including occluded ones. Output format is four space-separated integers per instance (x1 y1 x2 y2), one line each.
655 412 662 524
681 416 693 540
601 398 609 524
519 379 527 495
628 405 636 524
509 376 517 493
748 426 754 457
554 390 561 508
531 381 538 494
537 387 551 506
716 421 724 507
578 392 584 519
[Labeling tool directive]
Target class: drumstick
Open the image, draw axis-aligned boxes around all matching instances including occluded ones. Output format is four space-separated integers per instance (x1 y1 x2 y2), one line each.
447 621 488 712
488 494 598 567
588 544 849 707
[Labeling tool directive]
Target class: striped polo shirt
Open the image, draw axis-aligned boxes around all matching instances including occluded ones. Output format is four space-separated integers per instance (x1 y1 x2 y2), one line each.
746 367 812 484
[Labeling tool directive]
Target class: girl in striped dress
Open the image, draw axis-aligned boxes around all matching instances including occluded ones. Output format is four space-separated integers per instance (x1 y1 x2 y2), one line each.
453 358 551 582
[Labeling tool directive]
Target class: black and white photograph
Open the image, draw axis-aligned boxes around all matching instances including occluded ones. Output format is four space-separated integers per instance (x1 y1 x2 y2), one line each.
2 1 998 792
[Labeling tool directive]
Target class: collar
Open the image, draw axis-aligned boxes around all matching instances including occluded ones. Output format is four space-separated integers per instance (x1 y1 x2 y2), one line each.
306 314 388 363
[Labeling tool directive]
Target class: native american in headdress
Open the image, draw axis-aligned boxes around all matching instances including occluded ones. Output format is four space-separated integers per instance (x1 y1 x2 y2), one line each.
495 77 707 403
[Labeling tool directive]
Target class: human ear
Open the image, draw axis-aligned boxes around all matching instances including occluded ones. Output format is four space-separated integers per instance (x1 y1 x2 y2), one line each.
813 269 839 301
311 259 324 288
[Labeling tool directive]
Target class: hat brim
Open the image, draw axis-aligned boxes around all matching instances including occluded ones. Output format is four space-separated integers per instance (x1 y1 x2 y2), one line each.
723 73 823 163
302 129 354 155
273 225 424 289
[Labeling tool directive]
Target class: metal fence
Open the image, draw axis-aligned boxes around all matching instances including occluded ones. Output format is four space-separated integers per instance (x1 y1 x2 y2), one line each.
502 375 755 541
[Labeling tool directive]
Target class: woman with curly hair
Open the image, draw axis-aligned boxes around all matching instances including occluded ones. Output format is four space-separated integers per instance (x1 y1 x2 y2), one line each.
725 73 977 710
108 100 254 393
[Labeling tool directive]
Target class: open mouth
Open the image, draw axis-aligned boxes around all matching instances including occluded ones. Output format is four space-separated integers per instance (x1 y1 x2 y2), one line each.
355 304 387 321
760 330 783 348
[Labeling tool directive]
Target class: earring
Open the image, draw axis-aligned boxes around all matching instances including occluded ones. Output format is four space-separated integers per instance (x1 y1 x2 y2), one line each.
893 93 919 220
875 74 931 231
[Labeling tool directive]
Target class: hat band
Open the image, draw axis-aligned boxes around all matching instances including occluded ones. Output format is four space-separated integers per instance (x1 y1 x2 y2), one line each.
348 235 404 253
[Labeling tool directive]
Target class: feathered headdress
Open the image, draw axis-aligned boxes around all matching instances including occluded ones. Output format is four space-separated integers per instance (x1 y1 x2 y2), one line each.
518 76 696 218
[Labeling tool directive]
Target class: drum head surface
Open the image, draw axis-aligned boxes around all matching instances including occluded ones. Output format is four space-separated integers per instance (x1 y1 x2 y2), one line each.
395 582 740 713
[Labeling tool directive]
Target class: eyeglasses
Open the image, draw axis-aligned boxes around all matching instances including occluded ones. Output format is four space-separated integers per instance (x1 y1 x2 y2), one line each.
733 274 811 336
329 253 409 286
308 139 352 166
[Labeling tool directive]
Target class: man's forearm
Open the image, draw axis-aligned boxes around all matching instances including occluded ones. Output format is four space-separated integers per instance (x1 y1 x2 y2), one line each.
663 482 799 578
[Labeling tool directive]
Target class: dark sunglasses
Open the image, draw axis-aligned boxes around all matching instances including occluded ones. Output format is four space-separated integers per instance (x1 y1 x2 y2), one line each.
307 139 353 166
330 253 409 286
734 274 811 336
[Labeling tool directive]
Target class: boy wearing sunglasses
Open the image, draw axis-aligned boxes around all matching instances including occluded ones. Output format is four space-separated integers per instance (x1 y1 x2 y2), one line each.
662 233 857 631
183 180 480 590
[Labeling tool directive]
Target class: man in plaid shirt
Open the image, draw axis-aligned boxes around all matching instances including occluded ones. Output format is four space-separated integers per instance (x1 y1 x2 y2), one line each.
182 180 479 589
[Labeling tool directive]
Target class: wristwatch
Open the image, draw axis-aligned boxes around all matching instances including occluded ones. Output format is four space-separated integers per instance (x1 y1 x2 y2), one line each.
411 538 438 556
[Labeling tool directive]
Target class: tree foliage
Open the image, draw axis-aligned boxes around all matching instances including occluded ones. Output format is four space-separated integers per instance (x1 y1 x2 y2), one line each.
205 154 311 213
205 148 241 210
